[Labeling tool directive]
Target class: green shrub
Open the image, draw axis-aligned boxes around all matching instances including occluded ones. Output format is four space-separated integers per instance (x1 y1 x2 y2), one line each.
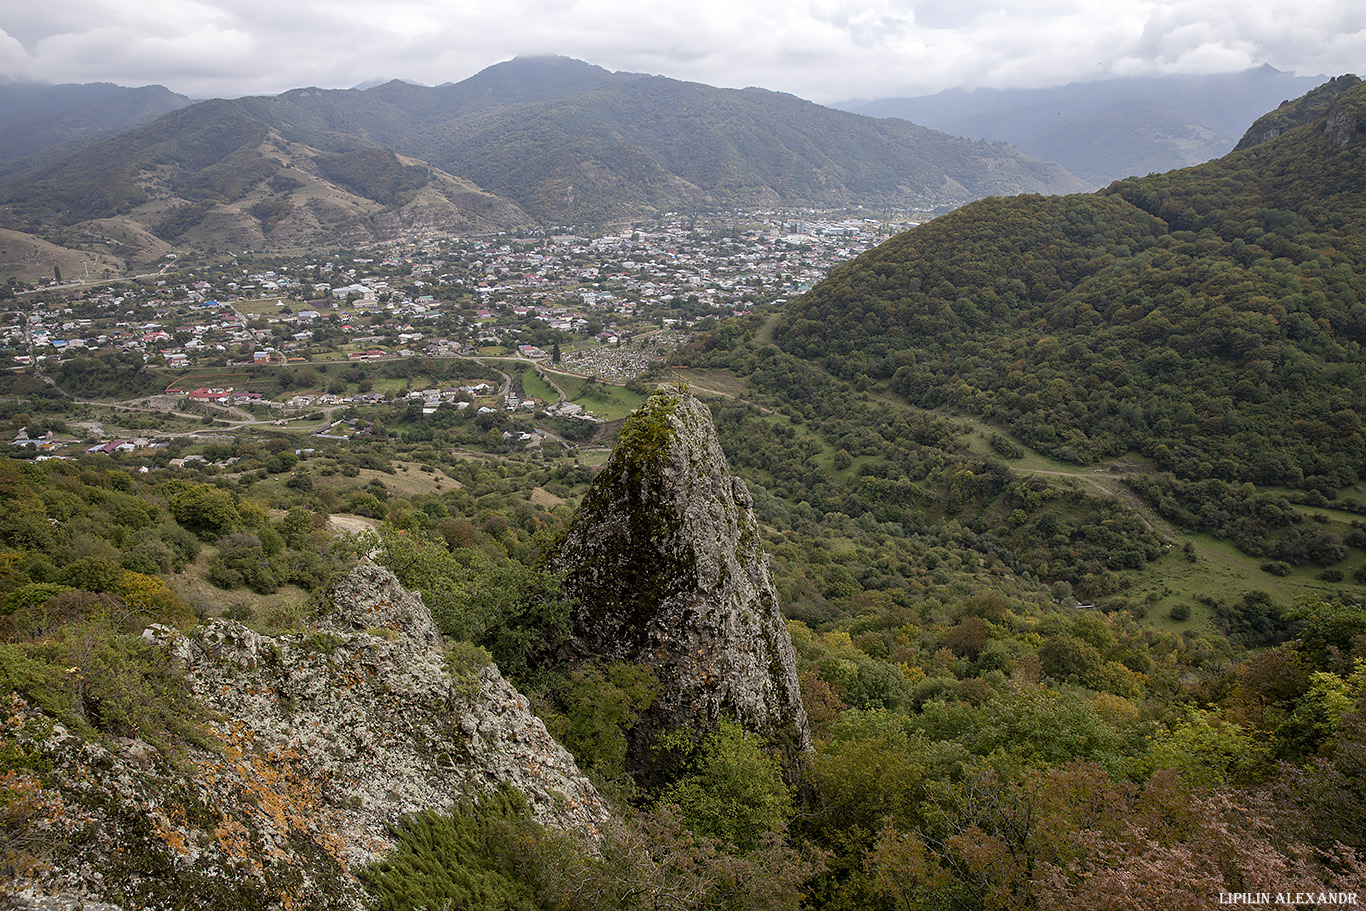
361 787 545 911
657 720 793 852
0 619 211 752
541 661 658 787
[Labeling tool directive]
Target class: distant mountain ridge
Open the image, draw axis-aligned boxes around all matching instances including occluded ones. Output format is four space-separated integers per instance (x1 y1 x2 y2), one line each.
0 56 1087 263
0 81 192 177
839 66 1325 186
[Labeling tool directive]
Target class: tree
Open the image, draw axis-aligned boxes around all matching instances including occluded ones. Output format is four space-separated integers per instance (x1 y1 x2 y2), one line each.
1039 634 1104 686
1148 709 1270 789
1286 599 1366 668
543 661 658 788
117 571 193 627
658 720 793 852
165 483 240 540
546 804 816 911
1035 789 1366 911
376 528 572 681
277 507 315 550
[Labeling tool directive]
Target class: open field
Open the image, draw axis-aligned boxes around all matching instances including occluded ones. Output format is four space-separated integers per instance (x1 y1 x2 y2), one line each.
552 373 651 420
519 366 560 404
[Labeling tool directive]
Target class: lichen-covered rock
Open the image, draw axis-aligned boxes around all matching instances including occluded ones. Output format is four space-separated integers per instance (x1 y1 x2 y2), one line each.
6 563 608 910
317 560 443 648
553 389 812 776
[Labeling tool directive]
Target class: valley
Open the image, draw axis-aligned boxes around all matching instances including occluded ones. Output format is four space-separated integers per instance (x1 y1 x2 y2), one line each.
0 64 1363 911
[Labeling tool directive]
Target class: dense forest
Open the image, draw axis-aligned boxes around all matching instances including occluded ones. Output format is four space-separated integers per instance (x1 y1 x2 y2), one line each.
778 78 1366 501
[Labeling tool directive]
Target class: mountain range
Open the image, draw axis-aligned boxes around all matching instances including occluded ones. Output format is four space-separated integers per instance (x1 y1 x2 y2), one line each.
0 81 192 178
838 65 1325 187
0 57 1086 268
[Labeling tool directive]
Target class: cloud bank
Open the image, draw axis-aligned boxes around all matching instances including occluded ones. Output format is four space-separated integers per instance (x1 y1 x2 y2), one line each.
1 0 1361 101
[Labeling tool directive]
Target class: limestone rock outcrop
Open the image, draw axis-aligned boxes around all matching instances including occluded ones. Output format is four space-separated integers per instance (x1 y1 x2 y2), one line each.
6 563 607 911
553 389 812 775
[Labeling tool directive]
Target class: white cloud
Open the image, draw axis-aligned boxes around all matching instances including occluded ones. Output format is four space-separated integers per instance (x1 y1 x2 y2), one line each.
0 30 35 82
1 0 1361 101
31 25 257 89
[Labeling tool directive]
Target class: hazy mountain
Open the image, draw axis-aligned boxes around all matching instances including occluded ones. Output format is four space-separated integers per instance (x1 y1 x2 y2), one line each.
0 95 536 263
326 56 1089 221
780 75 1366 494
0 56 1087 258
0 81 192 175
839 65 1326 186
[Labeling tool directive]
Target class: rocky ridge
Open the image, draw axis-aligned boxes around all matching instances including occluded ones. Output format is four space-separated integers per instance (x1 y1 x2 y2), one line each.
5 563 606 910
553 389 812 776
1233 73 1363 151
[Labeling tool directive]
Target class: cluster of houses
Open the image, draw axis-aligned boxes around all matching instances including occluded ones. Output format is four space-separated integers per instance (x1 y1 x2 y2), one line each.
0 210 914 466
8 297 258 369
5 209 902 381
459 212 897 317
10 426 169 457
543 401 603 422
9 427 171 458
313 418 380 441
401 382 497 415
11 429 61 452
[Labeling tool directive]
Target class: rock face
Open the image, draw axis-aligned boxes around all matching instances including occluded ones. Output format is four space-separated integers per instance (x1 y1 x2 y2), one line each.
6 563 607 911
1234 74 1363 151
553 389 812 775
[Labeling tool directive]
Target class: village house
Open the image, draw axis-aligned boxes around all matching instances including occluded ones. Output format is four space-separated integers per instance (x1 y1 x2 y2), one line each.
187 388 232 403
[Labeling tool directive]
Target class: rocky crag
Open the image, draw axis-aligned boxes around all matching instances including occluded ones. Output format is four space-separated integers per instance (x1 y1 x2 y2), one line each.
552 389 812 777
5 563 607 911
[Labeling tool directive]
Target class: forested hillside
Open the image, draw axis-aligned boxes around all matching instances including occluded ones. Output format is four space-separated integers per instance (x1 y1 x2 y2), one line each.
0 82 191 177
778 76 1366 566
369 56 1087 223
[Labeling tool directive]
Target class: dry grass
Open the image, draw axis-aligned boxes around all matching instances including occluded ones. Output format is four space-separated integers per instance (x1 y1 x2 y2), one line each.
381 462 466 495
528 487 565 508
309 463 464 497
327 513 378 536
675 368 750 399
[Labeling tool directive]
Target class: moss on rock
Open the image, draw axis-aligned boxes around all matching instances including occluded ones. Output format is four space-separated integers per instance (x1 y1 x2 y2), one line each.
553 390 812 782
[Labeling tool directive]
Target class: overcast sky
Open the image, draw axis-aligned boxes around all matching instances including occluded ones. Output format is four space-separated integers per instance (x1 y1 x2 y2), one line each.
0 0 1361 103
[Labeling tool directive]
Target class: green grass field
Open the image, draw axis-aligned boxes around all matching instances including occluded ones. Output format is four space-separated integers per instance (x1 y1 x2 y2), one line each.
232 297 288 317
519 367 560 405
554 375 650 420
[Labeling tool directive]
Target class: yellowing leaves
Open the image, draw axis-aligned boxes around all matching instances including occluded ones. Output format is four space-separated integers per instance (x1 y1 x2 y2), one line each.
117 570 193 628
